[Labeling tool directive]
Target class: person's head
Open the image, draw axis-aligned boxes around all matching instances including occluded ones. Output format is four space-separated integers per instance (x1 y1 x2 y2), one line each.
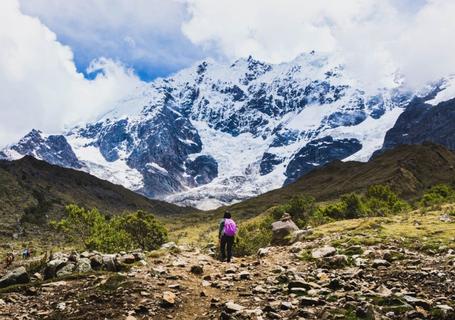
223 211 232 219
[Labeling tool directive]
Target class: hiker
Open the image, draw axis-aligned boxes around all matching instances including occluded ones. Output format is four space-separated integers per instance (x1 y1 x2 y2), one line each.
219 211 237 262
5 252 14 268
22 248 31 259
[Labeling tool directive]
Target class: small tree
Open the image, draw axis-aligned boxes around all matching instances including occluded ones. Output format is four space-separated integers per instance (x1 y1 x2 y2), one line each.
52 205 168 253
274 195 317 227
419 184 455 207
365 185 410 216
114 211 168 251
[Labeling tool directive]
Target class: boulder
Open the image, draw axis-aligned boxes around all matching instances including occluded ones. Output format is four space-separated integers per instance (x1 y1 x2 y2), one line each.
312 246 337 259
102 254 118 272
75 258 92 273
271 213 299 245
117 254 136 265
44 258 67 279
0 267 30 288
56 263 76 277
316 255 348 269
161 291 176 308
290 229 313 243
89 254 103 269
161 242 178 250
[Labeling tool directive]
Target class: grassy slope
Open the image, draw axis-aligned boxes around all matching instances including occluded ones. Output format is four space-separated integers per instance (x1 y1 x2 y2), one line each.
311 204 455 252
167 143 455 244
0 156 197 239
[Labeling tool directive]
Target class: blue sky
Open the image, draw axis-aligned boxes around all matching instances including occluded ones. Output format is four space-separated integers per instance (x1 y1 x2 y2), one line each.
19 0 208 81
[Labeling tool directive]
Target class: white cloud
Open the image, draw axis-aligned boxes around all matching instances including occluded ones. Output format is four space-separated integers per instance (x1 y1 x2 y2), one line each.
182 0 455 90
0 0 143 147
19 0 204 79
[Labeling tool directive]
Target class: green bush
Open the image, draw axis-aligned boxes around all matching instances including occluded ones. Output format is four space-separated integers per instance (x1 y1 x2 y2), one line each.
51 205 168 253
365 185 410 216
114 210 168 251
419 184 455 207
317 185 409 220
272 195 323 228
235 214 274 256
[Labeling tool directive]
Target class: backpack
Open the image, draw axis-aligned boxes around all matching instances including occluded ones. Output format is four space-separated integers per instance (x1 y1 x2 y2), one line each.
223 218 237 236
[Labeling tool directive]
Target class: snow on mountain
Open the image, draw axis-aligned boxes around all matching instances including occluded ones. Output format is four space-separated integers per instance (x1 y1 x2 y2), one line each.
3 51 441 210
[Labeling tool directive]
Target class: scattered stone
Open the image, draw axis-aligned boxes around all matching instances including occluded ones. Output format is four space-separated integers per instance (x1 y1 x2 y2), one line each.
239 271 251 280
118 254 136 264
225 266 237 274
288 280 311 291
190 265 204 275
299 297 324 306
224 301 244 313
102 254 118 272
280 301 293 310
402 295 431 309
377 285 393 297
257 248 270 257
311 246 336 259
44 258 67 279
316 254 348 269
161 291 176 308
56 263 76 278
161 242 178 250
75 258 92 273
0 267 30 288
372 259 391 268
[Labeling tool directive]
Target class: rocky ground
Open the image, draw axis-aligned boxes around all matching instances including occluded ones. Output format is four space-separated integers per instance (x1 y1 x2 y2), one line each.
1 235 455 320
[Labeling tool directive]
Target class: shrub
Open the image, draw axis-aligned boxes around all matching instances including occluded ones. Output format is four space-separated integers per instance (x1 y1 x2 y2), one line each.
419 184 455 207
52 205 168 253
318 186 409 220
235 214 274 256
272 195 320 227
365 185 410 216
113 210 168 251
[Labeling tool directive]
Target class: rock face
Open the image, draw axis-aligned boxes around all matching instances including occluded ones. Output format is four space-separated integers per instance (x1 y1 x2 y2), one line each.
284 137 362 185
0 267 29 288
381 97 455 152
2 52 427 209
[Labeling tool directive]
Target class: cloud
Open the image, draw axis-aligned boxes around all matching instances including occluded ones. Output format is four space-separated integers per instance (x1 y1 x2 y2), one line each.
0 0 143 147
182 0 455 90
19 0 205 80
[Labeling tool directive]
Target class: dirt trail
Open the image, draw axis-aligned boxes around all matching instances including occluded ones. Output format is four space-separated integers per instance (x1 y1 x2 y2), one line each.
1 242 455 320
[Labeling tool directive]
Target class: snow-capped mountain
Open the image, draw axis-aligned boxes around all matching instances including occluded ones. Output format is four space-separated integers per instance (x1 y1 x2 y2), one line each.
1 52 443 209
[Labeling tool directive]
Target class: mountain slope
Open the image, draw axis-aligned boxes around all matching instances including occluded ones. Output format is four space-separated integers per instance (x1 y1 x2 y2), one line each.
2 52 443 209
220 143 455 217
0 156 194 238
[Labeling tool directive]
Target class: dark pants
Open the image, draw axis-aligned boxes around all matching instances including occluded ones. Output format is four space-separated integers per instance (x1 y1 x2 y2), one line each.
220 235 234 262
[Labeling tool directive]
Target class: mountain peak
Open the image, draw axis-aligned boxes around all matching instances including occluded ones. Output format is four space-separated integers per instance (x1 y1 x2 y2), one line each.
2 53 451 209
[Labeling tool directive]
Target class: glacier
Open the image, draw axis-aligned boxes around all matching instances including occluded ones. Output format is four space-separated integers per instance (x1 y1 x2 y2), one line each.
2 51 441 210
